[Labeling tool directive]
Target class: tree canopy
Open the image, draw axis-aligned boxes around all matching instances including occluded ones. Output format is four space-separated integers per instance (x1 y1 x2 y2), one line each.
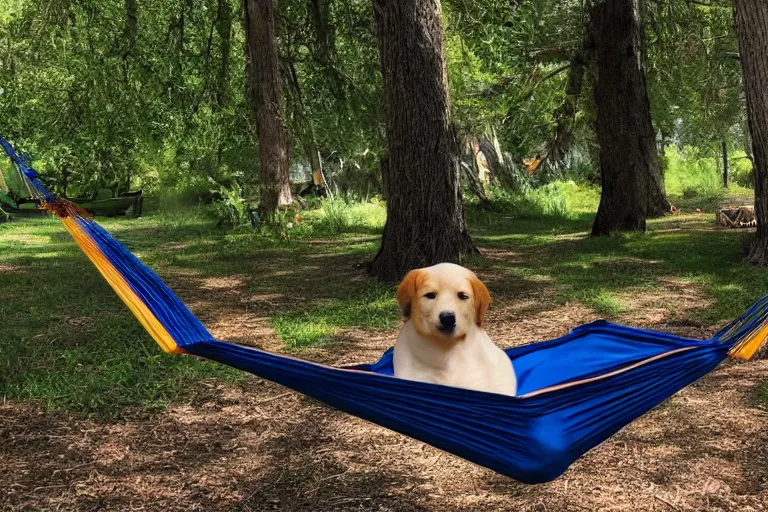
0 0 751 214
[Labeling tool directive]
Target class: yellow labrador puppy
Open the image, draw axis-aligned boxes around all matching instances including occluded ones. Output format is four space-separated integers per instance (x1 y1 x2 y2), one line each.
393 263 517 396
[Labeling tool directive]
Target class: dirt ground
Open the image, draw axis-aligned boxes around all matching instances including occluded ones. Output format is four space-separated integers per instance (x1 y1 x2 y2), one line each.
2 247 767 511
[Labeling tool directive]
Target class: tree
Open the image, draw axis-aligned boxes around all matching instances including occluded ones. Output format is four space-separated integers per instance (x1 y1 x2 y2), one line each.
368 0 476 281
646 0 743 198
722 139 729 188
244 0 293 222
215 0 233 112
733 0 768 266
589 0 669 236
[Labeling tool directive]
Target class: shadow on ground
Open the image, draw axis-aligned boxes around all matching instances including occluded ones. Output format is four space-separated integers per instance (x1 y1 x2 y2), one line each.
1 210 767 510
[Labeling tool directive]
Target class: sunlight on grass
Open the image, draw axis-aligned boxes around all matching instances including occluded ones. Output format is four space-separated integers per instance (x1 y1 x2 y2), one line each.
31 251 67 259
292 196 386 237
2 181 766 418
479 180 600 221
0 215 246 418
582 290 629 315
272 284 398 349
664 145 754 214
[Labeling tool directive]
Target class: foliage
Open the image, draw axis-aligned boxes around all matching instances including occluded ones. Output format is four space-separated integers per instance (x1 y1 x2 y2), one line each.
481 180 600 221
0 0 755 211
663 145 752 203
731 156 754 189
210 182 251 227
304 195 385 236
646 0 745 151
444 0 588 161
664 146 725 199
317 196 352 234
277 0 386 190
0 0 251 199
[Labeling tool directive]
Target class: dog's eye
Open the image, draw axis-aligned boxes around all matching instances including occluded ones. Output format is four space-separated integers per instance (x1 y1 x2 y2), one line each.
424 292 437 299
458 292 470 300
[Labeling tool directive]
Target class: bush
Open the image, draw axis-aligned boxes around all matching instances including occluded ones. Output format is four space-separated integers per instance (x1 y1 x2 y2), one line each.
731 157 754 189
526 183 570 217
210 183 250 227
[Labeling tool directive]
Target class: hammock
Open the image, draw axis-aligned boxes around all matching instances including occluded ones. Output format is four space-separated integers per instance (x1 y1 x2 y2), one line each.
3 136 766 485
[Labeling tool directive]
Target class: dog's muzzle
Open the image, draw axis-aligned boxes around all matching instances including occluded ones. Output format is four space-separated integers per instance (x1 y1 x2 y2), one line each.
438 311 456 333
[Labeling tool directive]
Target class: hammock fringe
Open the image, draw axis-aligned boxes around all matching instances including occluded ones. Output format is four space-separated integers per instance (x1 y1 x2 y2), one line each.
717 295 768 360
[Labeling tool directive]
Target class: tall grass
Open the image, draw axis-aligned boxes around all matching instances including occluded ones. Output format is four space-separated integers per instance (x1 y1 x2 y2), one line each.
312 196 386 235
664 145 753 200
319 196 353 233
664 146 723 199
485 180 600 220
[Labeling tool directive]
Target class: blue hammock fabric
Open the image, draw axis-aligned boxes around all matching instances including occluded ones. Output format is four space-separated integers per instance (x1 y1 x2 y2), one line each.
0 137 56 203
2 136 765 484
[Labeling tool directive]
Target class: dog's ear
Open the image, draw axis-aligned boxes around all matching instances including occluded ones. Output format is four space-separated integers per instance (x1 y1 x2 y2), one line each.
470 274 491 327
396 269 423 319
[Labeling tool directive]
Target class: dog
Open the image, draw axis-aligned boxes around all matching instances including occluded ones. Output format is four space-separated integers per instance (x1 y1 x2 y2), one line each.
392 263 517 396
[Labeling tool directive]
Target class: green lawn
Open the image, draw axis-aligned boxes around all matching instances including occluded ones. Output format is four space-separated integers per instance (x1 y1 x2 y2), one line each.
2 187 766 418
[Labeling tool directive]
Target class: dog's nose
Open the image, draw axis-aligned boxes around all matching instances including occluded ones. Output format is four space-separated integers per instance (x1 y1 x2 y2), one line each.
439 311 456 329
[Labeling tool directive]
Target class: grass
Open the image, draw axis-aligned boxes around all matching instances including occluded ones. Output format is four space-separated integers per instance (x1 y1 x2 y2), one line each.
0 217 245 419
757 382 768 406
299 196 386 237
502 227 761 324
2 179 766 419
664 145 754 211
272 281 396 349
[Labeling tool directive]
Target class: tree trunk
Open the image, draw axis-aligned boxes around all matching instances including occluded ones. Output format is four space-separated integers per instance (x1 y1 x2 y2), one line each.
734 0 768 267
244 0 293 222
369 0 476 281
647 163 673 217
122 0 138 60
590 0 670 235
173 0 193 106
544 52 586 171
285 50 325 195
722 139 729 189
215 0 232 111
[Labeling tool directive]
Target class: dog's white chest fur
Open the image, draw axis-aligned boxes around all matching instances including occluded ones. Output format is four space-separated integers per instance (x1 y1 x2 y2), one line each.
393 322 517 396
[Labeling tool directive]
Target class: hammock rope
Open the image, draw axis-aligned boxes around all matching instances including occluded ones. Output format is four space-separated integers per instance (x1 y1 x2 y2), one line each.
2 136 765 484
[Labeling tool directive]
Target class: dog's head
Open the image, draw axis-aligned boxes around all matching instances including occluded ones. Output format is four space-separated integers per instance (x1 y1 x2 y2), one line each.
396 263 491 341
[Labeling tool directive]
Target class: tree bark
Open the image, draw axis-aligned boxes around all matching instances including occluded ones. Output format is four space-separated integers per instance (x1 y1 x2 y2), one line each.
215 0 232 111
369 0 476 281
543 52 586 171
285 49 325 195
590 0 670 235
122 0 138 60
647 162 673 217
244 0 293 222
734 0 768 267
722 140 729 188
